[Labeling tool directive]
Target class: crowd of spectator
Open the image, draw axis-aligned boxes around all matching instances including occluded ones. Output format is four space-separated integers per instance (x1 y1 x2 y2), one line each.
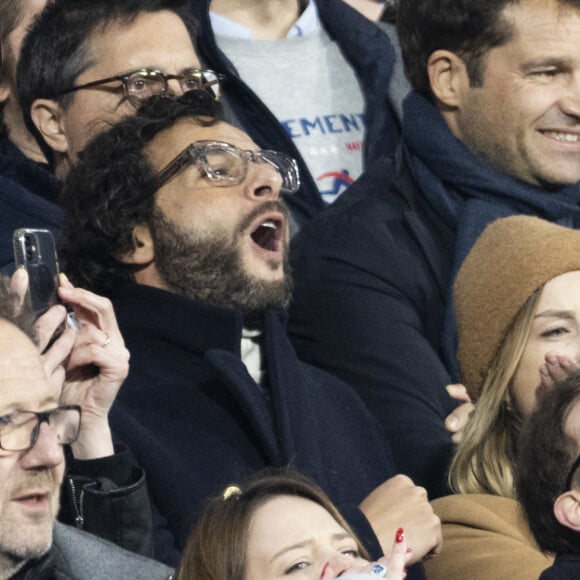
1 0 580 579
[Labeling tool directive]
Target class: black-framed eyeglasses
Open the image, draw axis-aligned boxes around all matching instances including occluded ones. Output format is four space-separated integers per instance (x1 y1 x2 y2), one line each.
565 454 580 491
152 140 301 194
0 405 81 452
58 68 224 103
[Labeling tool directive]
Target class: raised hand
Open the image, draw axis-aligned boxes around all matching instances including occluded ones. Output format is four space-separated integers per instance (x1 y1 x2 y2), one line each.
57 273 130 459
326 528 412 580
359 475 441 564
539 352 580 389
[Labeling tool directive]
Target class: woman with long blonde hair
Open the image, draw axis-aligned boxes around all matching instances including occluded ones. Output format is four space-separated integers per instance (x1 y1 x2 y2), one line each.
449 291 540 498
426 215 580 580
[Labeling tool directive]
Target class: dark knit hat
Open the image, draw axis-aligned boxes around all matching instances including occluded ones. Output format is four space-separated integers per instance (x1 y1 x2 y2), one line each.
454 216 580 401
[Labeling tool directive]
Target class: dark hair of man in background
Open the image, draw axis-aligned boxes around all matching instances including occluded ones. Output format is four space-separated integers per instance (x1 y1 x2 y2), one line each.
60 90 222 293
517 375 580 555
16 0 197 162
396 0 580 97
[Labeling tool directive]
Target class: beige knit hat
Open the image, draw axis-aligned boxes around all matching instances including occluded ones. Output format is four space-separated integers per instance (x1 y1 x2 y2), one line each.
454 215 580 401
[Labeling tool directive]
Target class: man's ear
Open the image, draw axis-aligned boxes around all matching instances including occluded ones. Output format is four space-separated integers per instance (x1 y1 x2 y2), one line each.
427 50 470 109
554 490 580 532
118 224 155 265
30 98 69 153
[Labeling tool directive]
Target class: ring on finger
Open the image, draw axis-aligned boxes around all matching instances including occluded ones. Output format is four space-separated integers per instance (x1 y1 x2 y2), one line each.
371 563 387 577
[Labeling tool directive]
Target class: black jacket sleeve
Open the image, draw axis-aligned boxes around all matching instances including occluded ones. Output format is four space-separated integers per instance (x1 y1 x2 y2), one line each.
59 443 154 557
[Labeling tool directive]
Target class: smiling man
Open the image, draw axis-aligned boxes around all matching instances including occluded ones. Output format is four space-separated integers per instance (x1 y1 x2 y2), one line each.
58 90 441 573
288 0 580 501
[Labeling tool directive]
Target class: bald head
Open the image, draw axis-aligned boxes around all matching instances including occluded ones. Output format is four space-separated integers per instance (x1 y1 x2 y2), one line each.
0 319 49 400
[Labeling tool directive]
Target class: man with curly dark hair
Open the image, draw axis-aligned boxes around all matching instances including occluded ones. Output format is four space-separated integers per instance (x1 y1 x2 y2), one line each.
59 89 442 572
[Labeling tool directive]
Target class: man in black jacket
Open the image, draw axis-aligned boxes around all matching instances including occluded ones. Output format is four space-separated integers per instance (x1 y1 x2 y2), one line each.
288 0 580 499
59 90 441 572
0 276 171 579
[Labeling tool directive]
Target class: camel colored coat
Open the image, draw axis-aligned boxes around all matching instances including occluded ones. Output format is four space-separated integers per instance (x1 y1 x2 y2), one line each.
425 494 553 580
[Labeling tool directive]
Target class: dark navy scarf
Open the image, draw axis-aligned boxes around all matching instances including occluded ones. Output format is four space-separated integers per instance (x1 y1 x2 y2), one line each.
402 90 580 379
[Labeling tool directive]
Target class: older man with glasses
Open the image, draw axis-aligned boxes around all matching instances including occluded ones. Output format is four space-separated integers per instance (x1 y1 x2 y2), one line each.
0 274 172 579
0 0 222 272
58 89 440 574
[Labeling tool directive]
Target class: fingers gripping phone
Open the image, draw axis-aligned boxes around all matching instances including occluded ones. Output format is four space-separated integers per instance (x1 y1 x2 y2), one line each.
13 228 60 316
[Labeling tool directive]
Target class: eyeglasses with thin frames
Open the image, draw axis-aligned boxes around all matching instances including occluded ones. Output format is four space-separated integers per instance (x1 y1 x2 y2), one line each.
152 140 301 194
58 68 224 103
0 405 81 452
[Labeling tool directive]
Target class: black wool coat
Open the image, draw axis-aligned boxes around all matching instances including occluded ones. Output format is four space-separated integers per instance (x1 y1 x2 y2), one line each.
108 283 420 576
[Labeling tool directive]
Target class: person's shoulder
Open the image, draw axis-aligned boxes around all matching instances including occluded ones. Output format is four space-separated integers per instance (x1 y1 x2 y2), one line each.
540 554 580 580
426 494 553 580
52 522 173 579
432 493 522 521
291 152 443 278
432 493 539 544
293 155 416 246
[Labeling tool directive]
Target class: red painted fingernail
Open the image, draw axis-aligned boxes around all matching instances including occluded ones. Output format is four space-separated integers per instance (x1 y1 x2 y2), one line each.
396 528 405 543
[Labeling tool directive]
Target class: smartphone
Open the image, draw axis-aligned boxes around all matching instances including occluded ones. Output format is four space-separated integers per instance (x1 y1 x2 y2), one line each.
13 228 60 317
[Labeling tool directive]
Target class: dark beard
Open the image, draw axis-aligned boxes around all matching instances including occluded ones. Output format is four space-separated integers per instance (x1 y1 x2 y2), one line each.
149 202 293 312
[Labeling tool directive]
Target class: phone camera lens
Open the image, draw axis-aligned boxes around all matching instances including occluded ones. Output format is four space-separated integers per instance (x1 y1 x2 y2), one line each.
24 235 37 261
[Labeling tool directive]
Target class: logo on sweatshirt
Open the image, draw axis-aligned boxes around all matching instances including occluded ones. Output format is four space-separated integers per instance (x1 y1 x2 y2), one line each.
317 169 355 204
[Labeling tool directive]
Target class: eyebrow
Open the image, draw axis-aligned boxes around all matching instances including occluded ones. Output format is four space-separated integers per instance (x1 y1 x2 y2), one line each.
0 395 59 416
269 532 354 563
520 57 572 72
534 310 576 320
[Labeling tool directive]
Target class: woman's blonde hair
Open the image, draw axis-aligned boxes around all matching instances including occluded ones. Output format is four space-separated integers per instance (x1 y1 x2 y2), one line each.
449 290 541 497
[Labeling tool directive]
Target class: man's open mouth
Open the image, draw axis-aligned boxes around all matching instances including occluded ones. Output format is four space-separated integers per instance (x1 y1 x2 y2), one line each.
250 216 283 252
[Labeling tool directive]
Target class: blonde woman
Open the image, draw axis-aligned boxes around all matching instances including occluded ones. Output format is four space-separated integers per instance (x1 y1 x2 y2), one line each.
426 215 580 580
